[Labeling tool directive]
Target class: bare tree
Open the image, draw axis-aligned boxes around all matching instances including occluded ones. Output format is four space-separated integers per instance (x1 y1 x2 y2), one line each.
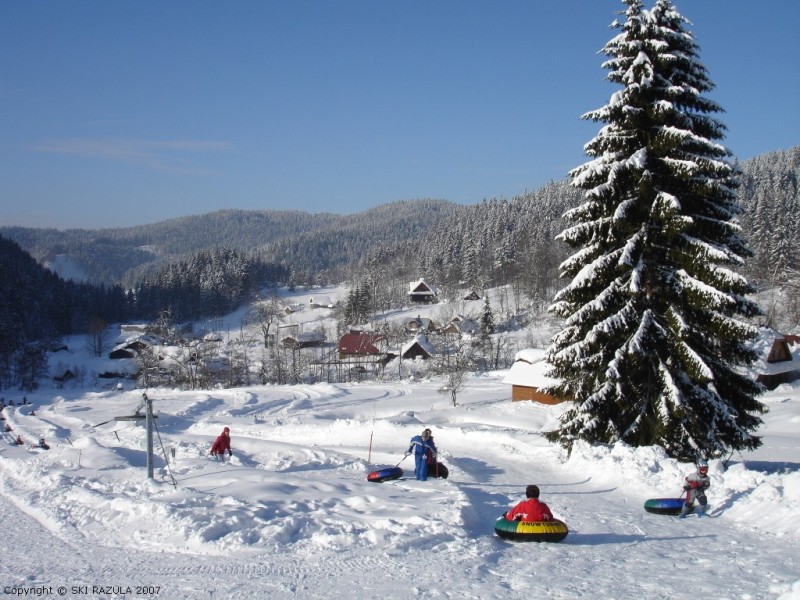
136 345 161 389
437 340 470 407
173 339 201 390
250 295 284 349
87 318 107 357
148 308 176 343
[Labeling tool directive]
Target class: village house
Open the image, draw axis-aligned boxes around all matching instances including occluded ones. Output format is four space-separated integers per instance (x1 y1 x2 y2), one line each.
281 331 326 349
503 348 567 404
404 316 436 335
408 279 439 303
337 332 388 361
462 290 481 301
108 336 157 359
399 335 435 360
756 331 800 390
440 315 479 337
283 303 303 316
308 296 336 309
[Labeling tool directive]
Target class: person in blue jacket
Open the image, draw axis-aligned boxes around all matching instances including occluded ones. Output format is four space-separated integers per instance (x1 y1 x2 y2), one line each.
405 428 436 480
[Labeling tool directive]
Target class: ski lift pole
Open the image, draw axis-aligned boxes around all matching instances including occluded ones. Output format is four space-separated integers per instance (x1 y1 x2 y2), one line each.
114 392 157 481
145 394 154 480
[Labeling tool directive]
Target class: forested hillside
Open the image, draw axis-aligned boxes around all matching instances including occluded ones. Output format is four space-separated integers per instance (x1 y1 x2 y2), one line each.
1 201 459 287
1 146 798 391
738 146 800 287
2 147 797 298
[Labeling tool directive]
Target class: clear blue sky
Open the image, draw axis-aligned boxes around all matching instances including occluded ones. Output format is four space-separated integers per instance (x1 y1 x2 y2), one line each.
2 1 798 229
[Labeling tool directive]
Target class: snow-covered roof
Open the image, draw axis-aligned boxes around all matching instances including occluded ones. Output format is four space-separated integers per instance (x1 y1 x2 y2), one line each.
752 329 800 377
408 279 438 295
309 296 335 308
401 335 435 357
338 332 386 355
443 318 479 335
502 348 558 388
406 316 435 331
283 331 325 343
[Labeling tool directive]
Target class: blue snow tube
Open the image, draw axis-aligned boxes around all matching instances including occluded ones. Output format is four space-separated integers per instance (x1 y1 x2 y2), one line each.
643 497 684 515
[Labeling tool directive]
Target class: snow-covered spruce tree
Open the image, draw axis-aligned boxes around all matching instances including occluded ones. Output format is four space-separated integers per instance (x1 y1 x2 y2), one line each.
480 295 496 338
544 0 765 461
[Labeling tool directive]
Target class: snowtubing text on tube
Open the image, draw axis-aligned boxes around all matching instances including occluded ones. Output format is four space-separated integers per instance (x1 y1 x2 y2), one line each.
494 518 569 542
367 466 403 483
643 498 684 515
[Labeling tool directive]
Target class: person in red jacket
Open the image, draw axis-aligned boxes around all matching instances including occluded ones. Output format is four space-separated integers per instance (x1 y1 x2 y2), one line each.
505 485 553 521
210 427 232 458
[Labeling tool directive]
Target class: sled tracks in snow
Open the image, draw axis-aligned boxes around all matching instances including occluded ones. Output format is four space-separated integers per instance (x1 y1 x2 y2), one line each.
150 552 414 580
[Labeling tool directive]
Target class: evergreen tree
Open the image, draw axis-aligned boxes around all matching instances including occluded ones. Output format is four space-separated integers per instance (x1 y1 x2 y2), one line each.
480 296 495 338
545 0 764 461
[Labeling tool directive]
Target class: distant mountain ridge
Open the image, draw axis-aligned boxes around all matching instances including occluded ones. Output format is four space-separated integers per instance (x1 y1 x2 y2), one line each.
3 146 798 290
1 200 458 286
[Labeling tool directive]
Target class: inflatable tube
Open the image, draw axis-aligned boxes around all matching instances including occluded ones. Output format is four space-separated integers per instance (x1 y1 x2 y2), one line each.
494 518 569 542
428 462 449 479
367 466 403 483
643 497 684 515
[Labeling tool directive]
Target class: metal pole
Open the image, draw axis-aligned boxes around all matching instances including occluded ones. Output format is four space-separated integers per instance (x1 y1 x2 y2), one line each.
145 394 154 479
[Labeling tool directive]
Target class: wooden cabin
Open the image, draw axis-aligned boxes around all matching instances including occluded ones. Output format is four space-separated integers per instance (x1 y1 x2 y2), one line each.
503 349 568 404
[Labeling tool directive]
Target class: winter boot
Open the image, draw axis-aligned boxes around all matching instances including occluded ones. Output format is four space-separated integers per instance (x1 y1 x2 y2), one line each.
678 503 693 519
696 504 708 518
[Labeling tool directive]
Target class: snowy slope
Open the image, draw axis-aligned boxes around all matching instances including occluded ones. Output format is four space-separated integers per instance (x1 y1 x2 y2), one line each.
1 375 799 600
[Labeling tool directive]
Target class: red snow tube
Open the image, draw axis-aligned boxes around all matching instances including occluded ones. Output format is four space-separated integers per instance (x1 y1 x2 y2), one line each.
494 518 569 542
367 466 403 483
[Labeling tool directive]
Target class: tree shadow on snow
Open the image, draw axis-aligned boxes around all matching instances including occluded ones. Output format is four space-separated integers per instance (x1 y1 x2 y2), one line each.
549 485 616 496
111 446 166 468
448 456 504 481
726 460 800 475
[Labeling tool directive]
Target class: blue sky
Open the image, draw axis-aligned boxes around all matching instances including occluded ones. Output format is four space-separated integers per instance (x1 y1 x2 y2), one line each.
1 1 798 230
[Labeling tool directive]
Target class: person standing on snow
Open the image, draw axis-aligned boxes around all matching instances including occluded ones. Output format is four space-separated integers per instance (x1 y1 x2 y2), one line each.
504 485 553 521
210 427 233 459
405 428 436 481
424 428 445 478
680 459 711 518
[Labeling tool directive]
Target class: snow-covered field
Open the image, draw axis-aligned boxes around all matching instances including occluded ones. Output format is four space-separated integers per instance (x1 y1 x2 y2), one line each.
1 372 799 600
1 283 799 599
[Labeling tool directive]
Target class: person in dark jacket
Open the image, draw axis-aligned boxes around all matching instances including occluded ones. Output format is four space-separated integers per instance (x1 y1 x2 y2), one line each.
405 429 436 481
210 427 232 458
505 485 553 521
680 459 711 518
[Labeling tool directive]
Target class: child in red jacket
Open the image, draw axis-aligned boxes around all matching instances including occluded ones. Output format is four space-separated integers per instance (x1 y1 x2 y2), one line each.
505 485 553 521
210 427 232 458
